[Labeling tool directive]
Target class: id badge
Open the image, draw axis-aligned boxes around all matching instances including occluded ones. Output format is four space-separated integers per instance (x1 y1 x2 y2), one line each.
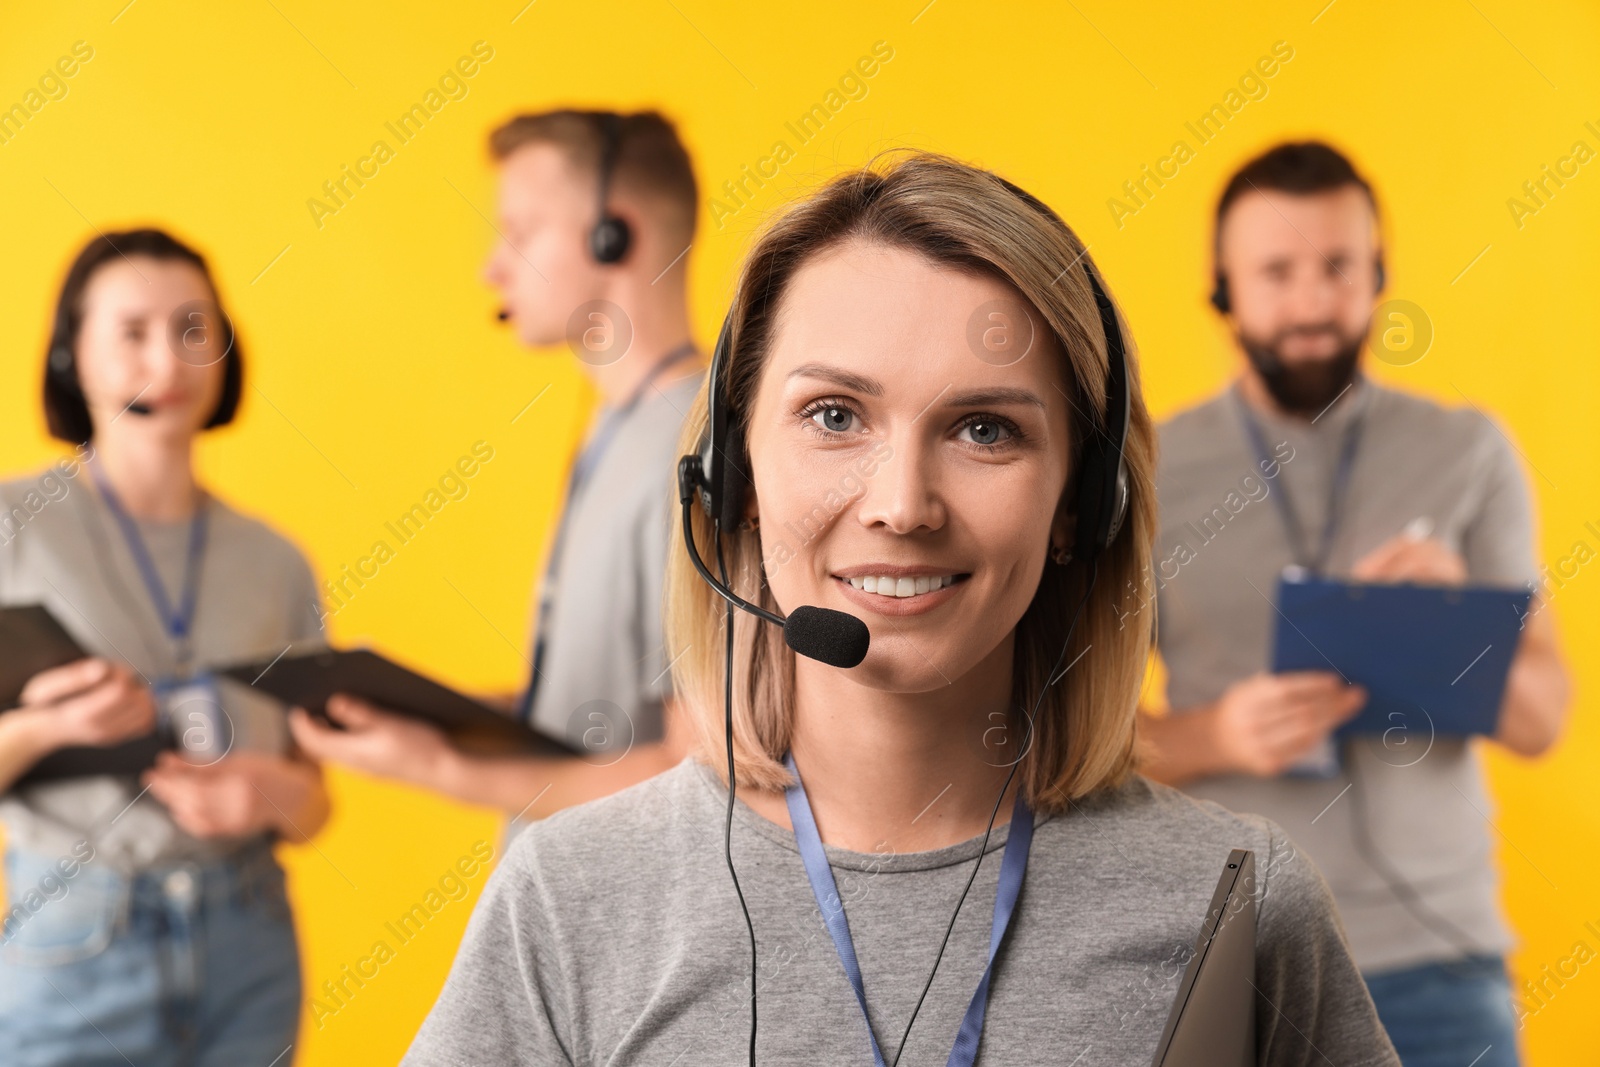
1285 736 1342 778
154 673 233 763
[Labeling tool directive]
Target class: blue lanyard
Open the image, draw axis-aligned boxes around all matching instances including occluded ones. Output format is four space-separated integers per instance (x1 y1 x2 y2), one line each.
517 343 698 723
1231 385 1365 576
783 752 1034 1067
89 461 210 667
566 342 698 502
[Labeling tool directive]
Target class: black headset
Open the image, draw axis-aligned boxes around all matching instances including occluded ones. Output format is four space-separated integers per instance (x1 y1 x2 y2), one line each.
687 176 1131 568
46 297 81 391
588 113 632 265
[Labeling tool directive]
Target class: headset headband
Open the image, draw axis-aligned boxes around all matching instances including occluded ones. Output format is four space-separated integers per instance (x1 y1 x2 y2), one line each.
589 113 632 265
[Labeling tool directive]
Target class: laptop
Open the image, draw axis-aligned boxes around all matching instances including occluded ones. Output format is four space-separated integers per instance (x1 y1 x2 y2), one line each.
1150 848 1258 1067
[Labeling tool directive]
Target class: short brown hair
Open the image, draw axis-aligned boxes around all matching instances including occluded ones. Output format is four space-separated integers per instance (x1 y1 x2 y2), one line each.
1215 140 1378 237
664 152 1157 813
43 228 244 445
489 109 697 245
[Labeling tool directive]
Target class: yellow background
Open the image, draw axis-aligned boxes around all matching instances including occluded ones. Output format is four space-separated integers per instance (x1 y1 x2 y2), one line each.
2 1 1596 1062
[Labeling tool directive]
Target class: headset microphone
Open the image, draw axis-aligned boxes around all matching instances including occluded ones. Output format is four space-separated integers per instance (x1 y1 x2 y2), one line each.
125 401 154 416
676 456 869 668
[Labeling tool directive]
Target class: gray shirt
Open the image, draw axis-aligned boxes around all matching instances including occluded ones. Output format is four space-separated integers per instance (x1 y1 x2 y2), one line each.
403 759 1397 1066
0 463 324 872
522 372 702 752
1154 376 1536 974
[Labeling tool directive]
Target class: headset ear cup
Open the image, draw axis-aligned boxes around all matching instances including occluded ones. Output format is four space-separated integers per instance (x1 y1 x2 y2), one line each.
46 297 77 387
1106 464 1130 546
719 416 750 533
1071 448 1129 560
1209 272 1231 314
590 216 631 265
1072 437 1107 562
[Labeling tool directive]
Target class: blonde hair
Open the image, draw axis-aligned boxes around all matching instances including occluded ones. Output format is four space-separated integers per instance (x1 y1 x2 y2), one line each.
664 152 1157 814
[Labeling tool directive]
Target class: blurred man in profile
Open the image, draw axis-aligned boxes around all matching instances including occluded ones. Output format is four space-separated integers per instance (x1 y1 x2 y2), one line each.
292 110 703 824
1139 141 1569 1065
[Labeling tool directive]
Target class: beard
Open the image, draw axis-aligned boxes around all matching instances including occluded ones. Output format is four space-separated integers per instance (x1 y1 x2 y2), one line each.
1238 320 1366 417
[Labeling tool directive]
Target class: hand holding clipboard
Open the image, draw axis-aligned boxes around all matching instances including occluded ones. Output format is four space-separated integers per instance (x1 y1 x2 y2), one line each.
1271 570 1532 743
0 604 165 786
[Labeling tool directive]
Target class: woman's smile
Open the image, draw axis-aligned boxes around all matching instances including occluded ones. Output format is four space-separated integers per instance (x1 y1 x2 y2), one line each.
830 565 972 616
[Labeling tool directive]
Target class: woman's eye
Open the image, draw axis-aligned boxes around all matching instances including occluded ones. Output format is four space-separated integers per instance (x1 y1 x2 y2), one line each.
960 419 1010 446
811 406 855 433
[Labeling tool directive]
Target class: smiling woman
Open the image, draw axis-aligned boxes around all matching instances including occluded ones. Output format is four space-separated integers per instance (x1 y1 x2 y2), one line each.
402 153 1401 1067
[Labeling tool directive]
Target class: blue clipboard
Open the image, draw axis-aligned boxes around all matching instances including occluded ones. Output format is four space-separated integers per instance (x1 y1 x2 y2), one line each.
1270 572 1532 742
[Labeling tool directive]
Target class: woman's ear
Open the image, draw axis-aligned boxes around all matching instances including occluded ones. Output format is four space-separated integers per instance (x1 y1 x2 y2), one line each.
741 486 761 531
1050 496 1077 565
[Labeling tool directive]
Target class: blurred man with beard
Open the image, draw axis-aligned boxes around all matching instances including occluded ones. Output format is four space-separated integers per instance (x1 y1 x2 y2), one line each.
1138 142 1568 1064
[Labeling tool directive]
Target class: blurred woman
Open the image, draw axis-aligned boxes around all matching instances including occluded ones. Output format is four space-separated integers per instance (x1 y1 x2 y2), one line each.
0 229 327 1067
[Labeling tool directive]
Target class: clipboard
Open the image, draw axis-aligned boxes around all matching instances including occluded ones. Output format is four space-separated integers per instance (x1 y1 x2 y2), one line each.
0 603 169 785
1 604 89 708
1150 849 1257 1067
1270 572 1532 742
221 647 577 757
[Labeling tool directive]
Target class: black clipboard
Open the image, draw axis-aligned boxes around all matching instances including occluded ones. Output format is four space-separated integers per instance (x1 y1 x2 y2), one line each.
2 603 89 707
221 647 576 757
1 603 169 785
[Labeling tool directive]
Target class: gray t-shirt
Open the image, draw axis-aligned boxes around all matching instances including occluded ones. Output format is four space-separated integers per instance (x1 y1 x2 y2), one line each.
522 372 702 752
0 463 324 872
1154 376 1536 974
403 759 1397 1066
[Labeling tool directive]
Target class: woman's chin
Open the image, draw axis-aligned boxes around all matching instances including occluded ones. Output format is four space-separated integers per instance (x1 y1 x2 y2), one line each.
820 645 973 695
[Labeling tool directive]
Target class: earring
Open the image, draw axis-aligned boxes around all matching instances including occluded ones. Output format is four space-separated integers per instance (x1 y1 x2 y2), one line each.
741 516 760 532
1050 542 1072 566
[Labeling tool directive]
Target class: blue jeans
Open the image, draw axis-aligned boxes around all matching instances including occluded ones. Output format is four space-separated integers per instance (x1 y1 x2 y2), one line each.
0 838 300 1067
1364 954 1519 1067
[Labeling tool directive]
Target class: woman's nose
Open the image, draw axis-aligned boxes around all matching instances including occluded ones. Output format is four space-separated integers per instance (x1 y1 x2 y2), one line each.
853 436 946 535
